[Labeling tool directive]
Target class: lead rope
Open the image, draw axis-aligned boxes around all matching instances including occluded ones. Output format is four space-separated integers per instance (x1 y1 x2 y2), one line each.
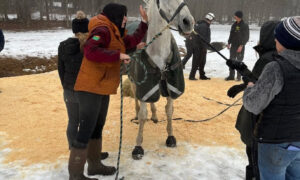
115 65 125 180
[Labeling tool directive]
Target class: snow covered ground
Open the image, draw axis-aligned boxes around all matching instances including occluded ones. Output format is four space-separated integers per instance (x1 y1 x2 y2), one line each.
0 24 261 179
0 143 247 180
1 24 260 78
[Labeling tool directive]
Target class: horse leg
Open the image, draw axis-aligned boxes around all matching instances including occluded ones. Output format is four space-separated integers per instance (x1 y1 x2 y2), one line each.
165 97 176 147
130 82 139 120
150 103 158 123
134 98 140 120
132 101 147 160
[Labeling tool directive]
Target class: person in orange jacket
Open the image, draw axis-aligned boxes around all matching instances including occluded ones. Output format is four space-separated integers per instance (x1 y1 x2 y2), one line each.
68 3 148 180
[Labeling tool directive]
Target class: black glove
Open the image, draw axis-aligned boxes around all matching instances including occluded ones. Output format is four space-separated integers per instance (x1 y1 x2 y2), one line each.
227 83 247 98
226 60 247 72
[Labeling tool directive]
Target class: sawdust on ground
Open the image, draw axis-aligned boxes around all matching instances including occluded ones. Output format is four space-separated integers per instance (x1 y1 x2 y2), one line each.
0 71 245 166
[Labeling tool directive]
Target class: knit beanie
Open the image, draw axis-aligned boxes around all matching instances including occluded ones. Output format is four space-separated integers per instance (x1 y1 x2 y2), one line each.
103 3 127 31
72 11 89 34
234 11 243 19
275 16 300 50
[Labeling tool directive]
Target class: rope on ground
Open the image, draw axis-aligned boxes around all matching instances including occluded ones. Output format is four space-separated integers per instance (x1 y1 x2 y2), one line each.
130 97 242 124
202 96 242 106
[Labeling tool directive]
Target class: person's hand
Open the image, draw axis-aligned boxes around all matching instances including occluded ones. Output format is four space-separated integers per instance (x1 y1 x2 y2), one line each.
237 45 243 53
120 53 131 64
137 42 146 49
226 59 247 71
227 44 231 49
139 5 148 23
247 82 254 88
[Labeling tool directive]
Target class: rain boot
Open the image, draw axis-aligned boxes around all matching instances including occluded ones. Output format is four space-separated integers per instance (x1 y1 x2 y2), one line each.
87 139 116 176
68 148 97 180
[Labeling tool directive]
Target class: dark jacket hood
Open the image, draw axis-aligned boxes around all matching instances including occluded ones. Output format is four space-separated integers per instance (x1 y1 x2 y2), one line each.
61 38 80 55
254 21 280 55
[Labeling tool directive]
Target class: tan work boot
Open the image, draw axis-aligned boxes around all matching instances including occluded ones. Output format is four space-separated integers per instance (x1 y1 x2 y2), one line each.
87 139 116 176
68 148 97 180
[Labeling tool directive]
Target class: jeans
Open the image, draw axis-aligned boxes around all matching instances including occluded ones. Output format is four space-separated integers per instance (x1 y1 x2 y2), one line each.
64 89 80 149
258 142 300 180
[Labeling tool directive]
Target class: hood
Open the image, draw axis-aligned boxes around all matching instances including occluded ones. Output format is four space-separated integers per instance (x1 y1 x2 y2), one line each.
254 21 280 55
280 49 300 70
62 38 80 55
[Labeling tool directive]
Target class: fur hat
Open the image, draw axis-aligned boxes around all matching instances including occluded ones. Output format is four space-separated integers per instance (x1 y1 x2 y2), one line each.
72 11 89 34
275 16 300 50
103 3 127 30
234 11 243 19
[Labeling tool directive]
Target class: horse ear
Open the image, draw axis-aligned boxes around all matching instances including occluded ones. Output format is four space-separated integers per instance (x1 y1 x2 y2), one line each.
143 0 150 5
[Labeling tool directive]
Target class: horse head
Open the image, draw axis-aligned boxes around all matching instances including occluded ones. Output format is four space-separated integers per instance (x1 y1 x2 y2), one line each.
155 0 194 35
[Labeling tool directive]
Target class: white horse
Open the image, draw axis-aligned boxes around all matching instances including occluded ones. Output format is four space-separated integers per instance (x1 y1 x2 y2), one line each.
130 0 194 160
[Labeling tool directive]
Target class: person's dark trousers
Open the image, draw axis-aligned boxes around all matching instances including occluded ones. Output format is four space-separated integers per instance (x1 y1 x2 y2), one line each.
189 50 201 79
199 48 207 78
228 45 245 80
73 91 110 148
64 89 80 149
246 145 260 180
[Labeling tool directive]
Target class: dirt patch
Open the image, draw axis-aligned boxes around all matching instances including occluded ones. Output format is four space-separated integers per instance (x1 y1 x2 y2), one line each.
1 20 68 31
0 56 58 78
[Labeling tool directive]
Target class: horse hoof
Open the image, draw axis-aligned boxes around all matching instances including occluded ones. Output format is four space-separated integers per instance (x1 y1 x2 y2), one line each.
166 136 177 147
132 146 144 160
151 118 158 123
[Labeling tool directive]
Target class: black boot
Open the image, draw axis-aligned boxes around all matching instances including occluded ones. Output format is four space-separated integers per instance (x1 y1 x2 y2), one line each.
225 76 234 81
246 165 254 180
68 148 97 180
101 152 109 160
200 75 211 80
87 139 116 176
189 77 197 80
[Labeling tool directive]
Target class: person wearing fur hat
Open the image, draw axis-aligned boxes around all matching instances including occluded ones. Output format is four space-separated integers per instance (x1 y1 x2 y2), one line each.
69 3 148 180
243 16 300 180
226 10 249 81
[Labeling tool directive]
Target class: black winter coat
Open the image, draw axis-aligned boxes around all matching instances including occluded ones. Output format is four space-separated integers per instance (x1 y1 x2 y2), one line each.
58 38 83 90
228 20 249 46
0 29 4 52
235 21 280 146
194 20 211 49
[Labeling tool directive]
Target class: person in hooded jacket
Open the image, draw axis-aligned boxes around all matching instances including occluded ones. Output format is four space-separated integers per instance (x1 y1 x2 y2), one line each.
69 3 148 180
227 20 280 180
243 16 300 180
0 29 4 52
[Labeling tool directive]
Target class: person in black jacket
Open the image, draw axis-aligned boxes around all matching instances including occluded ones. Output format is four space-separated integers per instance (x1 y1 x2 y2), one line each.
182 13 215 80
58 11 111 180
0 29 4 52
228 20 280 180
243 16 300 180
226 11 249 81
